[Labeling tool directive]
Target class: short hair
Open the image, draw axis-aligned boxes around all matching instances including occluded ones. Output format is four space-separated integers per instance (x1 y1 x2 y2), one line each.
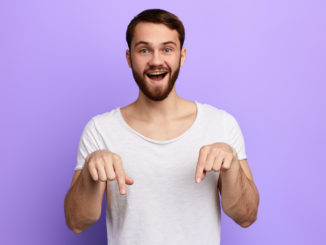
126 9 185 50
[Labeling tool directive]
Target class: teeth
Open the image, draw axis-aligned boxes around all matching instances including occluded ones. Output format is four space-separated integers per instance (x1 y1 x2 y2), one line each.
148 72 166 75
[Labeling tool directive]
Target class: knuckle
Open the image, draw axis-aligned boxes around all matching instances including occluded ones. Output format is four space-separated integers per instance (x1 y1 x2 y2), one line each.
94 158 103 167
114 170 122 179
219 151 226 158
112 153 121 161
102 153 110 162
107 169 116 180
200 145 209 153
88 161 96 171
108 175 116 181
103 159 112 169
226 153 233 161
87 159 94 167
92 150 102 157
118 178 125 186
218 149 224 155
98 167 105 175
198 161 204 167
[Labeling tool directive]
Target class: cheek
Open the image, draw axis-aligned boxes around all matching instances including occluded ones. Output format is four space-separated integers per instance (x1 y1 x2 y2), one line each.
132 58 146 72
168 59 181 71
167 54 181 67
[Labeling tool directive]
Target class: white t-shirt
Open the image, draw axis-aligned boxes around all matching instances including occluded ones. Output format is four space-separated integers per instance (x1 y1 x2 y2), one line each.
75 100 247 245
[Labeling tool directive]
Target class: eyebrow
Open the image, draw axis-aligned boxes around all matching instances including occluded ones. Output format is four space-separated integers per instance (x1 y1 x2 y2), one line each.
134 41 178 48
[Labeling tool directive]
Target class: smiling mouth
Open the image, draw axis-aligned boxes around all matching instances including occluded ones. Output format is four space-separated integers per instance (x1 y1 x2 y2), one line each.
146 72 168 81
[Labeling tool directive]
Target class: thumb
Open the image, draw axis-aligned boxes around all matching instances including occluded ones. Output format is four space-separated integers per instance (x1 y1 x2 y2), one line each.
125 175 134 185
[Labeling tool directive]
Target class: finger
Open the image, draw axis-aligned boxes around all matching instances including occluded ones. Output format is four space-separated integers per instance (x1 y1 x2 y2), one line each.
96 161 107 182
112 155 127 195
221 153 233 171
195 146 209 183
103 155 116 180
212 151 224 172
200 170 206 181
204 148 218 172
88 162 99 181
106 163 116 180
125 174 134 185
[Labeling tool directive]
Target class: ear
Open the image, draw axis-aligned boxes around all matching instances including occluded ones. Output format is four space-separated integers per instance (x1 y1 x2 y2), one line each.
180 47 186 67
126 49 132 68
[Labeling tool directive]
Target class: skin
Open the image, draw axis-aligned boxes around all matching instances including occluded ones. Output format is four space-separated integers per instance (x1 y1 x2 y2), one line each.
195 143 259 227
64 21 259 234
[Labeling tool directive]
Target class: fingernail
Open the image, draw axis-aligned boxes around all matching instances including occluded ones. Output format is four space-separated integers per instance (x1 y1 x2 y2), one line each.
196 178 201 183
121 189 126 194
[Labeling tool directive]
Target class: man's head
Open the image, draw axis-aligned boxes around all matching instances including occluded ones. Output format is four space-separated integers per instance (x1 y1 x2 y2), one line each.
126 9 185 51
125 9 186 101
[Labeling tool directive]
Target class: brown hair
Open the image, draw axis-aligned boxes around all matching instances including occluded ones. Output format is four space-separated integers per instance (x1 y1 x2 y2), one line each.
126 9 185 50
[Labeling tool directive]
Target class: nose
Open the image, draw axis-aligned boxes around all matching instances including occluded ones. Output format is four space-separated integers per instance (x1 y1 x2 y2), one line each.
148 50 164 66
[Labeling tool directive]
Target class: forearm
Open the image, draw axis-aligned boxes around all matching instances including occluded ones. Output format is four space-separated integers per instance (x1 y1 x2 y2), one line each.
220 159 259 227
64 168 106 233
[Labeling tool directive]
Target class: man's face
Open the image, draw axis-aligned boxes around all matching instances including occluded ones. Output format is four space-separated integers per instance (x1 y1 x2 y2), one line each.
126 22 186 101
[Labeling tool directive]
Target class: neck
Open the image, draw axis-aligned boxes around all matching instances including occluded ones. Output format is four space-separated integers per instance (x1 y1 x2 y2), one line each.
132 90 186 122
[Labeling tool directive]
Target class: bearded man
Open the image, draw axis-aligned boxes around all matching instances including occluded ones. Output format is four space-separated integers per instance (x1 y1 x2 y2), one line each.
64 8 259 245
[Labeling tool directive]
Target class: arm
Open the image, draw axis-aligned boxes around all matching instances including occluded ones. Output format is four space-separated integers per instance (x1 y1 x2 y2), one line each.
218 155 259 227
195 143 259 228
64 150 134 234
64 155 106 234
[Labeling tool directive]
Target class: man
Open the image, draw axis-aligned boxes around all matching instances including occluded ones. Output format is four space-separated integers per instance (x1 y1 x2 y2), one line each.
64 8 259 245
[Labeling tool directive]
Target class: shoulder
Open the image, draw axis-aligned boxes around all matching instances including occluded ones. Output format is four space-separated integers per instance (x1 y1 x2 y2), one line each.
90 107 120 127
198 101 224 116
197 101 233 121
197 102 243 133
80 107 121 136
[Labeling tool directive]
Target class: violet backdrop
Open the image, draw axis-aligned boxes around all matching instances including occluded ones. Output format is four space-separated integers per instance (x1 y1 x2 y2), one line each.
1 0 325 244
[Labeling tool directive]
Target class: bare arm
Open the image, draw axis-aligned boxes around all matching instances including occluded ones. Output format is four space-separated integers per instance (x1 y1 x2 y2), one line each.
195 143 259 228
218 157 259 227
64 150 134 234
64 155 106 234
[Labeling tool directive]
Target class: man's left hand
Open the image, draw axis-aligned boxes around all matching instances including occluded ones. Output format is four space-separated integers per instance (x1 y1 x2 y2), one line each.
195 143 238 184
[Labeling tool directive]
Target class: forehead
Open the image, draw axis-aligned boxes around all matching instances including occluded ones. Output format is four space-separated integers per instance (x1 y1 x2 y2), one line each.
132 22 180 48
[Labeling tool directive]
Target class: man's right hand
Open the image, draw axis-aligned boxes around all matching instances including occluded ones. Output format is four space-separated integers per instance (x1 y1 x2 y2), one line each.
84 150 134 195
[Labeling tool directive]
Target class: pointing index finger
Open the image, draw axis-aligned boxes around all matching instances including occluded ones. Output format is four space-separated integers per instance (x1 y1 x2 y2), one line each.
112 156 127 195
195 147 208 183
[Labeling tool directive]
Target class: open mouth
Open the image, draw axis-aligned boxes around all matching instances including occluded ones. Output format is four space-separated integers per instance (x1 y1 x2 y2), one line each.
146 72 168 81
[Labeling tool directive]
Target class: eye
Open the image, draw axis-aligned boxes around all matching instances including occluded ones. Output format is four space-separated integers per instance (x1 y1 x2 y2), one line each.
139 48 148 54
164 48 172 53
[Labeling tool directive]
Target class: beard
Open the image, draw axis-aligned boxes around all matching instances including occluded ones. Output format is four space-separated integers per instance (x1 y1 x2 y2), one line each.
130 58 181 102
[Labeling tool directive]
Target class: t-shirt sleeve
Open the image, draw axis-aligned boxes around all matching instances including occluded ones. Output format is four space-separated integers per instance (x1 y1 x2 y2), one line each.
223 111 247 160
75 118 103 171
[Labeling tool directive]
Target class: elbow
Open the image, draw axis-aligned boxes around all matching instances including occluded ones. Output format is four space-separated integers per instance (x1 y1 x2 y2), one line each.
236 207 258 228
234 194 260 228
65 214 99 234
223 205 257 227
238 215 257 228
65 214 82 234
70 226 84 234
65 208 100 234
65 219 85 234
225 203 258 228
64 195 101 234
239 221 253 228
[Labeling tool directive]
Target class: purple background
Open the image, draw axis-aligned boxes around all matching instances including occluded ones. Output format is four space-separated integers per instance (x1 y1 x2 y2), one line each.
1 0 325 244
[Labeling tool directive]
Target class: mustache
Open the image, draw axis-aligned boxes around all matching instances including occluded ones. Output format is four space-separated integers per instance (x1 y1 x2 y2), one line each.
144 65 171 74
